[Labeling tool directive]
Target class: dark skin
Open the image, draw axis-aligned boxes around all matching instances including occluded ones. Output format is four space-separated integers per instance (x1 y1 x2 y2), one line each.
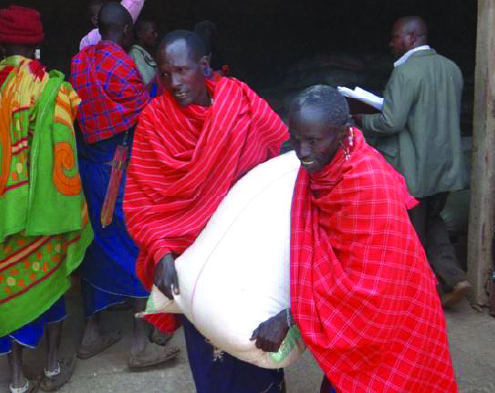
154 38 210 298
79 3 179 361
101 23 133 52
250 310 290 353
354 16 428 124
288 105 346 174
136 21 158 53
98 3 134 52
157 38 210 108
251 105 348 352
0 43 36 60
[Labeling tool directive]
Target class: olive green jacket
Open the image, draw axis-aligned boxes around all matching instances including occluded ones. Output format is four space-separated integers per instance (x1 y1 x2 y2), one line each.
362 49 467 198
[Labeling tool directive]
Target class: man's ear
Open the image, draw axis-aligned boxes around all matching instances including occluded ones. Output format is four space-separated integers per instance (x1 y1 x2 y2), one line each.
123 24 132 38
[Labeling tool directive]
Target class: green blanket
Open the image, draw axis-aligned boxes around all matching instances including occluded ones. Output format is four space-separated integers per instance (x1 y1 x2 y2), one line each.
0 56 92 336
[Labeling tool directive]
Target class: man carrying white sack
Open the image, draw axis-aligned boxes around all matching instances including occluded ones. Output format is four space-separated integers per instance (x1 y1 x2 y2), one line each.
252 85 457 393
124 30 289 393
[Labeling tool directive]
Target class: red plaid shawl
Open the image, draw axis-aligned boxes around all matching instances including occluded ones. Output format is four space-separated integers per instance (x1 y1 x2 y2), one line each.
291 129 456 393
124 77 288 330
70 40 149 144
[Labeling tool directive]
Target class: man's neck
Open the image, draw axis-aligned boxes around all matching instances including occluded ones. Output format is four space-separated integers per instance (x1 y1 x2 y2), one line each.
394 45 431 68
4 45 35 60
101 32 123 49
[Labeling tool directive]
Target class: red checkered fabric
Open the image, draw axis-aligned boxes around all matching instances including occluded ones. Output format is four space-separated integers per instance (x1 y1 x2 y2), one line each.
70 40 149 144
124 77 288 331
291 129 457 393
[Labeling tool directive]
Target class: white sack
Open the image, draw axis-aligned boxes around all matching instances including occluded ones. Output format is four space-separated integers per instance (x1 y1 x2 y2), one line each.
143 151 305 368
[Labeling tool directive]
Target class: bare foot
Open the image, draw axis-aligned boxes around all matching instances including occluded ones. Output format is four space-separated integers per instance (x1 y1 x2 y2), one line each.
78 314 121 359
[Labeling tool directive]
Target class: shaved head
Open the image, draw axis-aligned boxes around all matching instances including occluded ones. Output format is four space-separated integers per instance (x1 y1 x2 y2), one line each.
158 30 207 63
390 16 428 57
98 2 133 37
394 16 428 39
98 2 133 50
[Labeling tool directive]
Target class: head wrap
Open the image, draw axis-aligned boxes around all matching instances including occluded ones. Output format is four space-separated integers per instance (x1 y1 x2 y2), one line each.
0 6 44 45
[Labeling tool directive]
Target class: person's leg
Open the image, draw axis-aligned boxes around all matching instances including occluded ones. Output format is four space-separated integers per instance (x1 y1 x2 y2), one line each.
127 298 180 369
131 298 152 355
7 342 27 390
45 321 62 373
79 312 107 351
424 193 470 306
408 197 427 247
41 320 76 391
78 281 123 359
181 315 285 393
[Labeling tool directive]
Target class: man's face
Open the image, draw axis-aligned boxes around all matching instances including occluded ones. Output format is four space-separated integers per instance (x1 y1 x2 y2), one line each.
157 39 208 107
389 21 411 58
140 22 158 48
289 106 343 174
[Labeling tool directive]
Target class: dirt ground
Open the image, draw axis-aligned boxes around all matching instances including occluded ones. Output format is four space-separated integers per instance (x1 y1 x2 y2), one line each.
1 283 495 393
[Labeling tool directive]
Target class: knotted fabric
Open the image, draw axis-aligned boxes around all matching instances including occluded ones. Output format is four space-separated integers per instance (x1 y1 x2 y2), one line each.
124 77 288 330
290 129 457 392
0 6 44 45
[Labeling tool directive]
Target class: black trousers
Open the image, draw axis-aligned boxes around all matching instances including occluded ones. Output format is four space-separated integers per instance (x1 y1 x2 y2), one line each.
408 192 467 293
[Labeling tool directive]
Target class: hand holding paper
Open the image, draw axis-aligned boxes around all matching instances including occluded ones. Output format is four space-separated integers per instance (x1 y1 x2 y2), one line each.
338 86 384 111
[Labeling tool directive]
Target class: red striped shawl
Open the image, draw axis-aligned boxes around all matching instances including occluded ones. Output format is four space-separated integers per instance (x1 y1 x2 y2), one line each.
124 77 288 330
290 129 457 392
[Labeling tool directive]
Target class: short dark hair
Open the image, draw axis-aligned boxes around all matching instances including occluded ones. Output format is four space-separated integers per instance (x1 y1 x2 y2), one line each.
98 2 133 37
159 30 207 62
193 20 217 54
89 0 108 15
291 85 350 128
90 0 107 8
134 18 155 39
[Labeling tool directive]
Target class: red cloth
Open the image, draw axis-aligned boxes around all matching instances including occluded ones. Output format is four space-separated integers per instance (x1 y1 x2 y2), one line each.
0 6 44 45
290 128 457 393
70 40 150 144
124 77 288 330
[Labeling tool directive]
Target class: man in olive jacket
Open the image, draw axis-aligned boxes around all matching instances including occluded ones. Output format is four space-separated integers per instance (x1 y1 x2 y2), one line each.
355 16 469 308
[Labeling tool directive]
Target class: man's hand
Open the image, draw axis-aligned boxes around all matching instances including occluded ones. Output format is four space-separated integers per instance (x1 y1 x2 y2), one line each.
352 114 364 127
250 309 289 353
154 253 179 300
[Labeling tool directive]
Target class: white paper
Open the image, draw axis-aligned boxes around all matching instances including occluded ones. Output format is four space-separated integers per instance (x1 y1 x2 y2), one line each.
337 86 384 111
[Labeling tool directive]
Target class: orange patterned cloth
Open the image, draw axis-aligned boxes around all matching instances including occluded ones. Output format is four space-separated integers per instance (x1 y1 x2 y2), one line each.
0 56 92 336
